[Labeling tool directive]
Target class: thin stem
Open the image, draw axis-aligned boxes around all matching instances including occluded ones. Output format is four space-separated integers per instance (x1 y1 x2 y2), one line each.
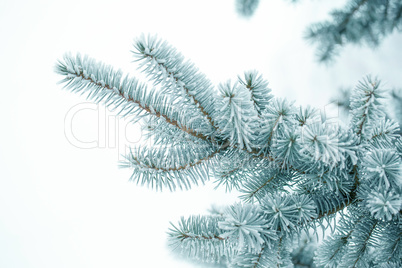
253 246 265 268
248 176 275 200
142 53 219 132
75 72 214 143
316 165 359 220
338 0 368 35
267 115 282 146
277 237 283 268
356 81 376 137
129 146 224 172
352 220 378 268
328 216 363 261
178 232 226 242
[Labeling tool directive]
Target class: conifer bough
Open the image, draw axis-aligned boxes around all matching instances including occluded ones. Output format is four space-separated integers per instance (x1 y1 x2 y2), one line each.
236 0 402 62
55 35 402 267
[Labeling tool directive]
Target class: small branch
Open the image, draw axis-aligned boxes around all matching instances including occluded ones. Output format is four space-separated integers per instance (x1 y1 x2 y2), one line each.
142 53 219 132
178 232 227 242
245 83 263 118
356 81 376 137
277 237 283 268
248 176 275 200
315 165 359 220
338 0 368 35
352 220 378 268
387 232 401 262
267 116 282 146
73 72 213 143
221 166 241 178
253 246 265 268
316 197 353 220
129 146 224 172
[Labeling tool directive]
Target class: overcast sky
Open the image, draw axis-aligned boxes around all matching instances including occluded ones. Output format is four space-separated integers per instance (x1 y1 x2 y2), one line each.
1 0 401 267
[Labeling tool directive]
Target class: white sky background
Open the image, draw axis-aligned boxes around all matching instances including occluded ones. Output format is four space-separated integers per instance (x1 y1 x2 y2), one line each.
0 0 401 267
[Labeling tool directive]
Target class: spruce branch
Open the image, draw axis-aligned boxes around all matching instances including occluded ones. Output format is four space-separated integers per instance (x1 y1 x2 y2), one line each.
124 145 220 173
235 0 260 18
55 53 213 143
253 247 265 268
56 37 402 267
237 70 273 117
168 215 235 263
314 214 363 267
229 246 271 268
338 217 378 267
235 0 402 62
350 76 385 140
305 0 402 62
370 119 401 146
218 203 276 253
140 116 207 146
133 35 219 134
121 144 224 190
257 98 296 158
376 222 402 265
310 165 361 221
239 168 293 203
215 80 261 151
244 175 276 202
337 0 369 35
214 149 258 191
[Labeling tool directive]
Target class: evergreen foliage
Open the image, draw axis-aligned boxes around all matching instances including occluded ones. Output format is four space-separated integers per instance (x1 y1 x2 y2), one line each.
55 35 402 267
332 86 402 136
306 0 402 62
236 0 260 17
235 0 402 62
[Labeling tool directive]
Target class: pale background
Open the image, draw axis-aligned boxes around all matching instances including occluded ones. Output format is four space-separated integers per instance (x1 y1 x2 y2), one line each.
0 0 401 267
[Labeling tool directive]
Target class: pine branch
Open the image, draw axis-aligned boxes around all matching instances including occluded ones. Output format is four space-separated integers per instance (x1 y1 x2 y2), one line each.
214 149 257 191
314 214 363 267
121 144 226 191
253 246 265 268
133 35 219 133
235 0 260 17
55 53 213 143
338 217 378 267
258 98 296 156
351 221 378 267
56 37 402 267
350 76 385 141
219 203 276 253
168 215 235 263
238 70 272 117
305 0 402 62
314 165 360 220
276 236 282 268
337 0 368 35
378 222 402 265
247 176 276 201
124 145 222 173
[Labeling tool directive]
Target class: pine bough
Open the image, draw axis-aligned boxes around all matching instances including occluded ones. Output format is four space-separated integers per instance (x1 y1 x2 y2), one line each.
236 0 402 62
332 87 402 136
55 35 401 267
